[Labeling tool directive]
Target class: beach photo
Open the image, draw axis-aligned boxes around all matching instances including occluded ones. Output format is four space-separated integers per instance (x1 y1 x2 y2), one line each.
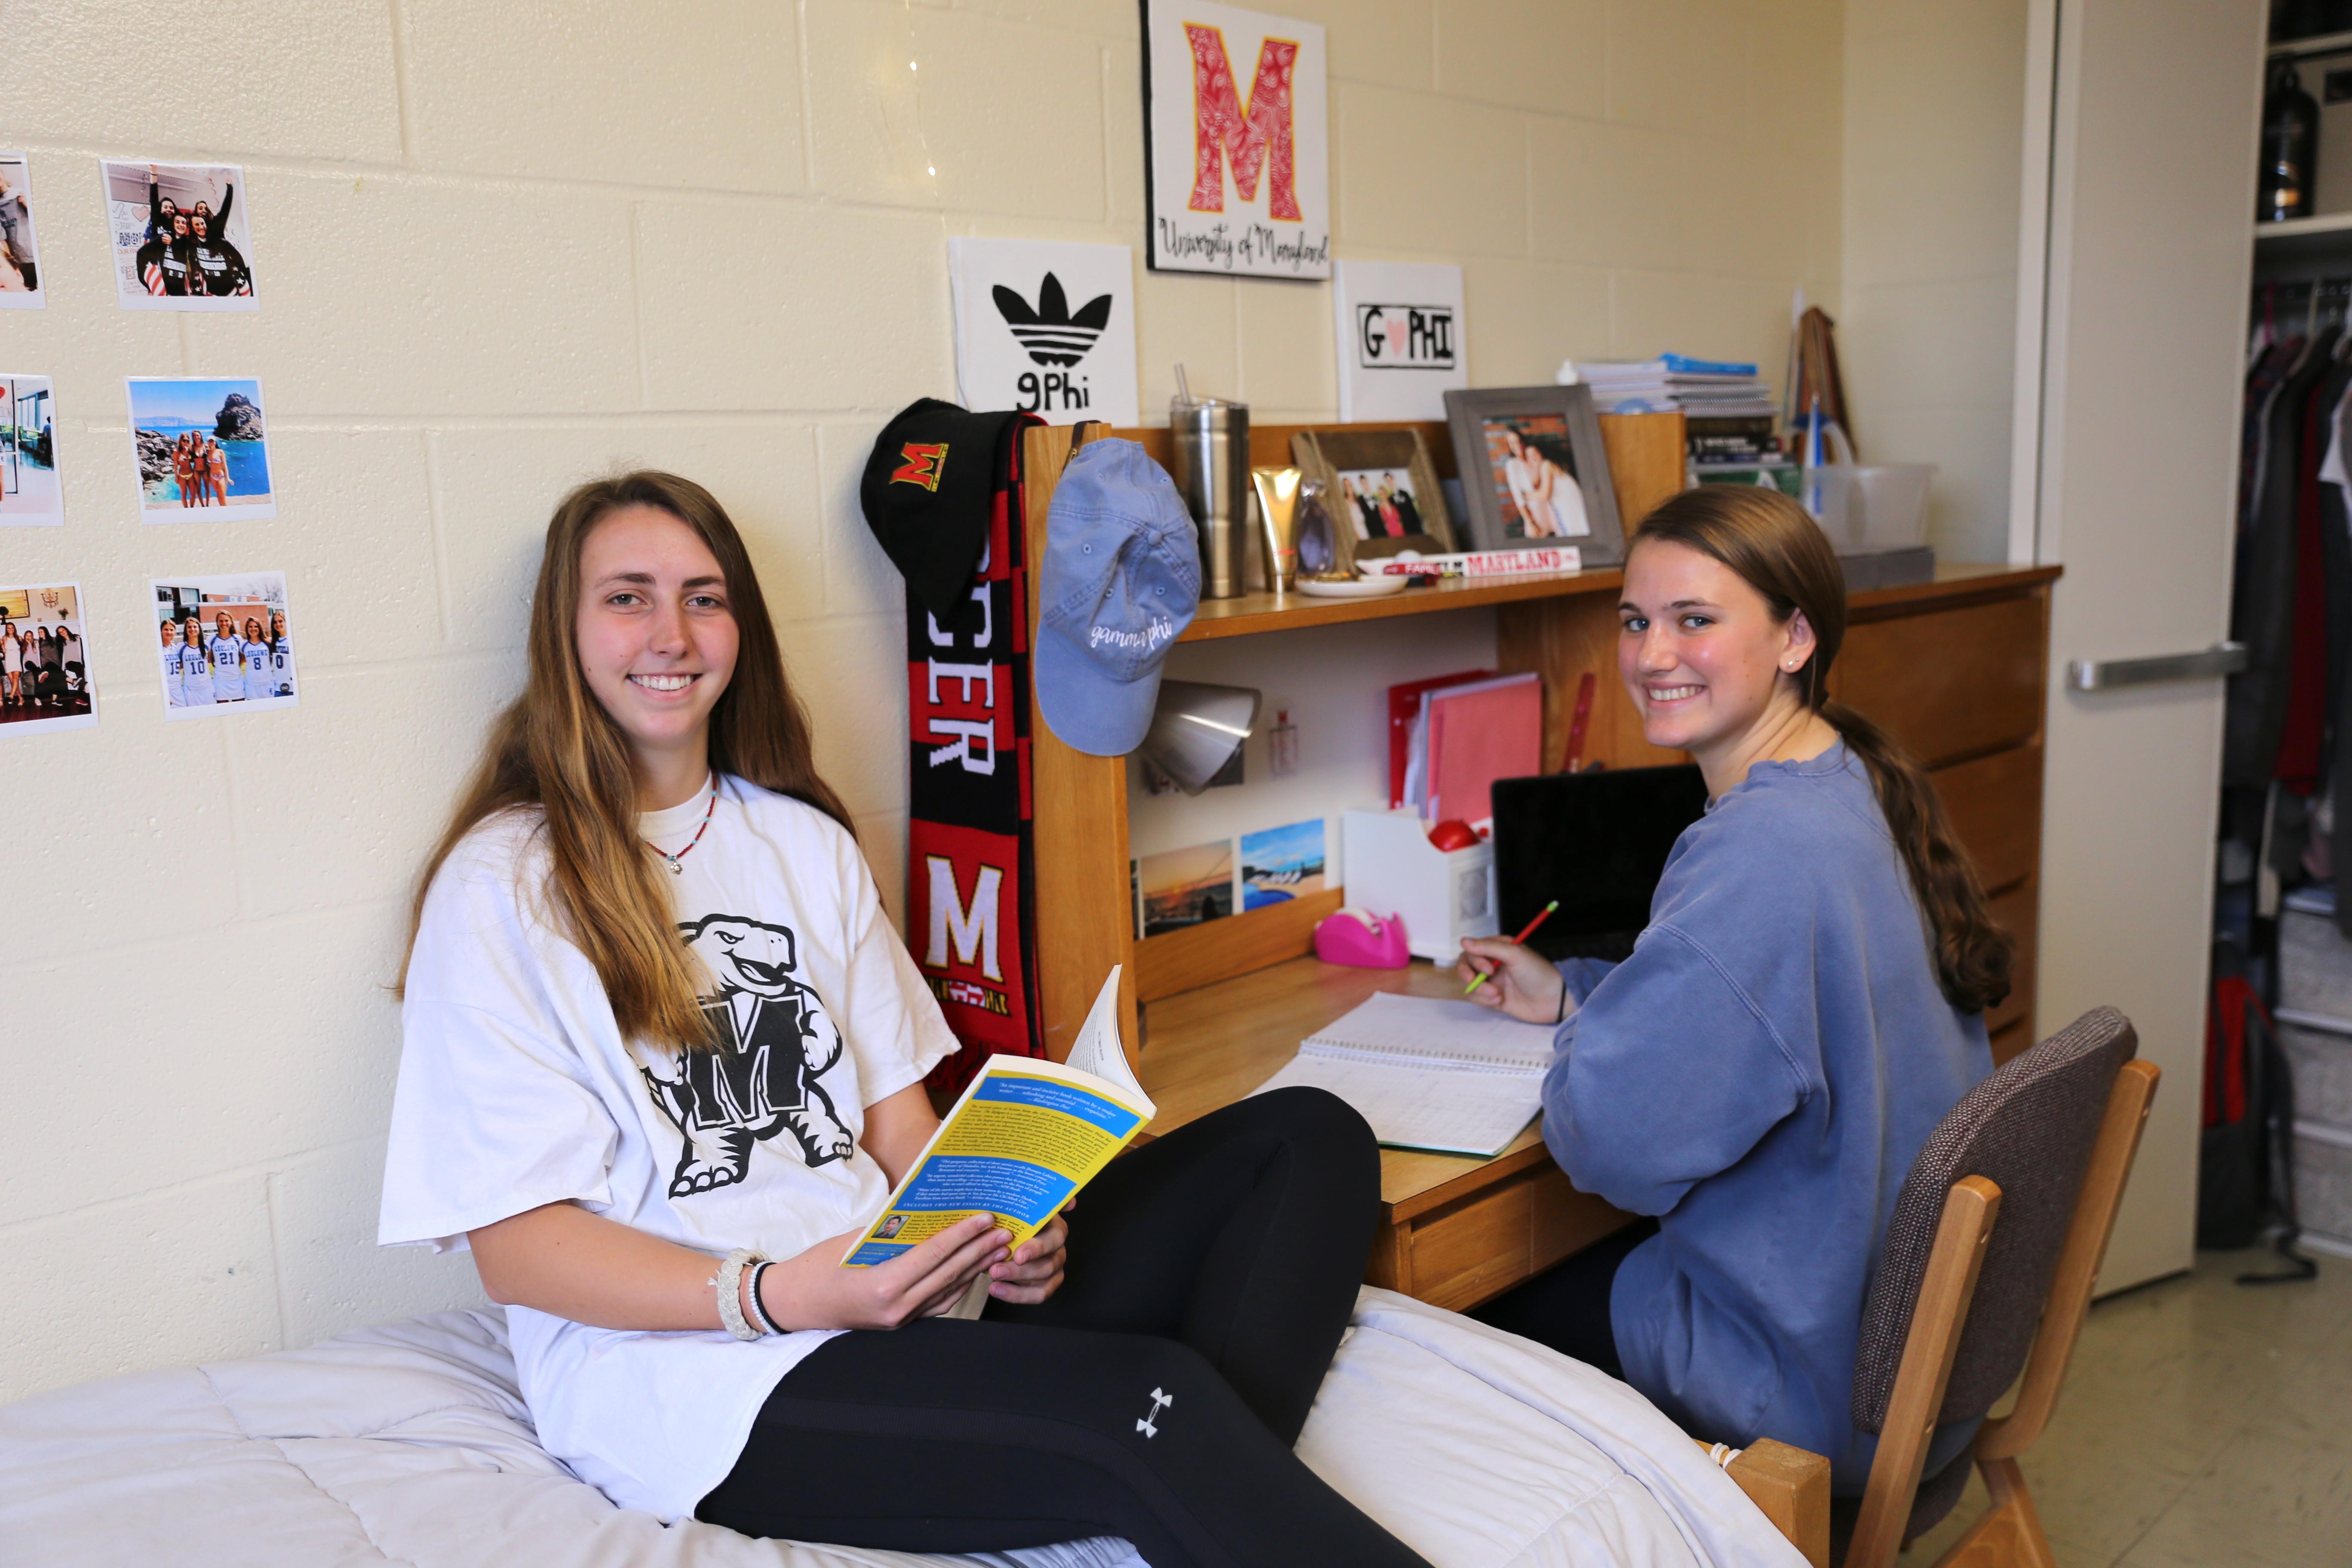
1138 839 1235 937
1 582 95 735
102 159 257 310
1240 819 1327 911
1479 414 1591 541
1 374 61 525
0 152 43 308
153 572 299 720
127 377 276 522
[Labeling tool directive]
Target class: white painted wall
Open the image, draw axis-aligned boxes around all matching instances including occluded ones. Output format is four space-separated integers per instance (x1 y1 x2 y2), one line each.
1841 0 2029 563
0 0 1843 1402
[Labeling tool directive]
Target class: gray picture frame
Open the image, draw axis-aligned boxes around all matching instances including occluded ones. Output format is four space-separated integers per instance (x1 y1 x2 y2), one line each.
1443 384 1623 565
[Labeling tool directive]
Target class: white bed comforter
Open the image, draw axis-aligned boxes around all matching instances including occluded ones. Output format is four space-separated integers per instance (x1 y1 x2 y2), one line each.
0 1288 1802 1568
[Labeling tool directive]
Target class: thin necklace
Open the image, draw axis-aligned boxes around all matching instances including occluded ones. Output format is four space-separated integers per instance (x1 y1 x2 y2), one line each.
644 780 717 876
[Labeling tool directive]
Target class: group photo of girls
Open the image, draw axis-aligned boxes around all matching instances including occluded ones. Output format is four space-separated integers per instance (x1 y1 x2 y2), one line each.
153 572 298 720
102 159 257 311
127 377 276 521
0 582 95 736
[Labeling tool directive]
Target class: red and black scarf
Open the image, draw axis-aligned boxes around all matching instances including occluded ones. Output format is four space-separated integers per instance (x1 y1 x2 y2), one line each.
861 401 1047 1095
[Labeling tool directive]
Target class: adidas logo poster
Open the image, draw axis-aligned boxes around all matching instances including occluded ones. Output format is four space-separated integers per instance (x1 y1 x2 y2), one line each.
948 238 1139 426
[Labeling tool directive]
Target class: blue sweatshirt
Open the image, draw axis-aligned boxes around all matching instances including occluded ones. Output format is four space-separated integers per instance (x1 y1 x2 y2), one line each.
1545 744 1990 1485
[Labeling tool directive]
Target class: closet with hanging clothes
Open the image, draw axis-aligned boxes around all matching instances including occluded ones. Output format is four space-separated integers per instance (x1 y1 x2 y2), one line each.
2215 261 2352 1270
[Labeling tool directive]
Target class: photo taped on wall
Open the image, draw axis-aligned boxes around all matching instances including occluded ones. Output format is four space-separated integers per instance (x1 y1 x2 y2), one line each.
0 152 44 308
1240 818 1326 911
101 159 257 310
152 571 299 720
1 581 95 735
127 377 276 523
1 374 62 525
1138 839 1236 935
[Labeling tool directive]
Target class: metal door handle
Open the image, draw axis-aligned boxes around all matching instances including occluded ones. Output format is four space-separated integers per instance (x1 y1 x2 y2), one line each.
2066 642 2247 691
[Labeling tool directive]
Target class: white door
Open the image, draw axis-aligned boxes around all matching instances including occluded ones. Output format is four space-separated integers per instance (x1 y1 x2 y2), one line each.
2020 0 2266 1289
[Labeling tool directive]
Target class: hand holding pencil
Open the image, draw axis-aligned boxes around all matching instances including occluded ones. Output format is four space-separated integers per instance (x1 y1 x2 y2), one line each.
1455 901 1569 1026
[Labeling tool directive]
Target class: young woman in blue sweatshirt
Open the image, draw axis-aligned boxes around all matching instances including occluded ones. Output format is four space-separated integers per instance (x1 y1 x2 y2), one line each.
1459 485 2011 1488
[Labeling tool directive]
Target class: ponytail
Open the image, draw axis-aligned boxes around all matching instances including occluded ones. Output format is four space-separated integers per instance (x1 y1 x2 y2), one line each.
1632 487 2014 1014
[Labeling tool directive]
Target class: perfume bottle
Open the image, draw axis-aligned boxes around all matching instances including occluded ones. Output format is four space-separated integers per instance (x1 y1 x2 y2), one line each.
1268 708 1298 778
1295 479 1341 577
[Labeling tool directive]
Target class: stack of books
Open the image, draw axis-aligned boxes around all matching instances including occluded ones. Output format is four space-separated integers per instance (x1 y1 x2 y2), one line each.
1568 355 1789 484
1571 355 1779 419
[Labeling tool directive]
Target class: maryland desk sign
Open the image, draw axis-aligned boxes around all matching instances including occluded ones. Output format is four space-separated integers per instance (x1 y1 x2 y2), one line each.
1143 0 1330 280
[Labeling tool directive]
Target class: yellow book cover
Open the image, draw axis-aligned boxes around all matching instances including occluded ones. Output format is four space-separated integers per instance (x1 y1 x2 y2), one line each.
842 967 1152 1274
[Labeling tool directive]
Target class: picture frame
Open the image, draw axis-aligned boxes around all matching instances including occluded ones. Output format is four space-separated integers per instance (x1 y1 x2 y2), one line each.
1443 385 1623 565
1289 426 1455 574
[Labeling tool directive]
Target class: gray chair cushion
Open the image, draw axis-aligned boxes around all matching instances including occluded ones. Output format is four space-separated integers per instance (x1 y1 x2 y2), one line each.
1851 1007 2137 1434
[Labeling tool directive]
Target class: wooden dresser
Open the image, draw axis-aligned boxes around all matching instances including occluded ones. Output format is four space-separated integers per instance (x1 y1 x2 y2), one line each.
1015 417 2057 1313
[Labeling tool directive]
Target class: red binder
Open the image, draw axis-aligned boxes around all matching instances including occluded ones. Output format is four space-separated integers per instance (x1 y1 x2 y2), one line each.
1387 670 1494 808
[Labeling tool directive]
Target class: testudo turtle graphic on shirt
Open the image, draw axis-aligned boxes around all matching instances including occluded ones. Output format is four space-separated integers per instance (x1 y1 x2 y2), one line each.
640 913 855 1195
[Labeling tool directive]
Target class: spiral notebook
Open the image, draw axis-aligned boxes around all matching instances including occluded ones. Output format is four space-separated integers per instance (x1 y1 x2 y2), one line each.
1250 992 1557 1157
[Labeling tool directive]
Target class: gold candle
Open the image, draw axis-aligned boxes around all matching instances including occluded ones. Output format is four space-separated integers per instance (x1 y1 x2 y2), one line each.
1250 466 1304 594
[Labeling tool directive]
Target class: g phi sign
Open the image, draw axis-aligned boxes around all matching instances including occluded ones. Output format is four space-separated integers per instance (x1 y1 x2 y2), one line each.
1143 0 1330 280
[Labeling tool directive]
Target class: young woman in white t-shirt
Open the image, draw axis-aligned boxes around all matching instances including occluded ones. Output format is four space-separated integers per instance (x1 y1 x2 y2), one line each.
380 472 1426 1567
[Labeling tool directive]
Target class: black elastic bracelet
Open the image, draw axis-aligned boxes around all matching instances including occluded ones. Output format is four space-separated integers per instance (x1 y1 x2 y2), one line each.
1556 983 1570 1025
747 1259 784 1335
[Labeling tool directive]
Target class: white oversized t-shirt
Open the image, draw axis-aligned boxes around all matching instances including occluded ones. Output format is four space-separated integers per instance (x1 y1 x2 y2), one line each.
379 776 957 1521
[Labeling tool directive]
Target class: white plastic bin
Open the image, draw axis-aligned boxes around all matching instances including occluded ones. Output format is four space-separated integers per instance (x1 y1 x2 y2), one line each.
1809 463 1935 548
1341 808 1499 962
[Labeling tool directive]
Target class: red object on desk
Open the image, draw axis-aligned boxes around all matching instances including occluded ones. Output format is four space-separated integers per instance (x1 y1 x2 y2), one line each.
1424 674 1542 830
1562 672 1597 772
1427 818 1479 851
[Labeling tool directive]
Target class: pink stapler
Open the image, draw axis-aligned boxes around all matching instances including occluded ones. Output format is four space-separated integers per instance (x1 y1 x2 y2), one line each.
1313 906 1410 969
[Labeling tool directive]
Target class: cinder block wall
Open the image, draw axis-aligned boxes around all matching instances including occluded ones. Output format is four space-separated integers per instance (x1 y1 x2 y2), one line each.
0 0 1842 1401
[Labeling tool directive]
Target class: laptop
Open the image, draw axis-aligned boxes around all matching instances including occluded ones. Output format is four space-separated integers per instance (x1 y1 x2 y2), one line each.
1490 764 1709 963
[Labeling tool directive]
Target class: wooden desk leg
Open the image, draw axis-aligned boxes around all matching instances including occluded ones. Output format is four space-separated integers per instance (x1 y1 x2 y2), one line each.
1698 1437 1831 1568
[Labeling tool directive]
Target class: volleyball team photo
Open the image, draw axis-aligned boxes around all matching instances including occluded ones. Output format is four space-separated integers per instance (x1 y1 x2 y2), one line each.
152 572 299 720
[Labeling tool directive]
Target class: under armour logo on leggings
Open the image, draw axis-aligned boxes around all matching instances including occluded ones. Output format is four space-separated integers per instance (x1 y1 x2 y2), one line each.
1135 1387 1173 1438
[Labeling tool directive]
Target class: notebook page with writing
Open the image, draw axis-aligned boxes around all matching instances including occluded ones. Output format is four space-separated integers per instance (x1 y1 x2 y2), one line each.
1251 993 1557 1156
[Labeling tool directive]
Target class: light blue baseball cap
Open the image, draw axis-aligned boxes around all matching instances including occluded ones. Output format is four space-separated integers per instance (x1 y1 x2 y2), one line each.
1035 440 1202 756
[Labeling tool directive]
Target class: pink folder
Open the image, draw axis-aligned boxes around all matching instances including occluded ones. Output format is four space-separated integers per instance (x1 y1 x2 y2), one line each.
1424 673 1542 831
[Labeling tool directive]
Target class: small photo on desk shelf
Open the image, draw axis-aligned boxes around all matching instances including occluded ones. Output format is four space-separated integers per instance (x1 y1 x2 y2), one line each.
1289 426 1454 573
1240 819 1326 910
1138 839 1235 936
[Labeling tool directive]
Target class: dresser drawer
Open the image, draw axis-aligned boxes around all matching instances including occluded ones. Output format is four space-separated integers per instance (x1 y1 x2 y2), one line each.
1371 1163 1633 1311
1932 743 2044 894
1835 594 2046 767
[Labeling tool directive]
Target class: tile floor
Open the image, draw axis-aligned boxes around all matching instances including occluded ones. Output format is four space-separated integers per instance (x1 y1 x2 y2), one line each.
1901 1246 2352 1567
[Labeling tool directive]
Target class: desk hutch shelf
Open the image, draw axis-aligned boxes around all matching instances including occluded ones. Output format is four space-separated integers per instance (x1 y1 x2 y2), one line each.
1014 416 2058 1313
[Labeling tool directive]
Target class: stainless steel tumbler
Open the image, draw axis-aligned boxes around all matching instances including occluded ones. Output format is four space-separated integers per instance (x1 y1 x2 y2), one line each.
1167 394 1250 599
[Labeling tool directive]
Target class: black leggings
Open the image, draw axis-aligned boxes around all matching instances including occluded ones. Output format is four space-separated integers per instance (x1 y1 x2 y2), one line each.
697 1087 1434 1568
1467 1216 1660 1375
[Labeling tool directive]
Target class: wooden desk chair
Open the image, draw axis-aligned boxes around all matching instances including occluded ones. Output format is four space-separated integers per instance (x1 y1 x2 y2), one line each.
1841 1007 2160 1568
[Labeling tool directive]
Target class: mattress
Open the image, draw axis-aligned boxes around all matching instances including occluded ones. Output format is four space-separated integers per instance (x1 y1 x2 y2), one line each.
0 1287 1803 1568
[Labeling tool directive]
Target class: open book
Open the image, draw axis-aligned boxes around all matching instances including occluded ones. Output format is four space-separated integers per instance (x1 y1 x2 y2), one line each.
842 968 1152 1315
1250 991 1556 1158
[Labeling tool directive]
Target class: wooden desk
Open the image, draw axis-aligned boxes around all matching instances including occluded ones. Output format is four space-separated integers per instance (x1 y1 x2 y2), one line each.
1138 955 1634 1311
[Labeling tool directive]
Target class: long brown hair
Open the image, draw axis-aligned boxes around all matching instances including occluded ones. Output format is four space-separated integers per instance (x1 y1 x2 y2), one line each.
1632 485 2013 1014
400 471 854 1052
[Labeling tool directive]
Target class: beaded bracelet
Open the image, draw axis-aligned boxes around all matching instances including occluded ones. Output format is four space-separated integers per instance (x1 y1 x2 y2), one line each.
714 1247 765 1341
